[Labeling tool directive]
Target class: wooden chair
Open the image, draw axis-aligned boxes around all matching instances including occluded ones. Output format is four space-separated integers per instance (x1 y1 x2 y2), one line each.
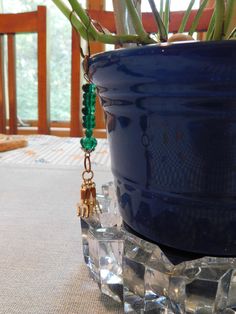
0 6 49 135
70 2 214 138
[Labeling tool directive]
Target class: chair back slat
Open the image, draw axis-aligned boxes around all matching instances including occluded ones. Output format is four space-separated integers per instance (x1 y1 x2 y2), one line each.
0 11 38 33
88 8 214 34
70 28 83 137
0 35 6 133
7 34 17 134
37 6 49 134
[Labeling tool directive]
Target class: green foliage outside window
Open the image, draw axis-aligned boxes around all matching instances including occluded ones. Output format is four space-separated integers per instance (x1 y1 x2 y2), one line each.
2 0 71 121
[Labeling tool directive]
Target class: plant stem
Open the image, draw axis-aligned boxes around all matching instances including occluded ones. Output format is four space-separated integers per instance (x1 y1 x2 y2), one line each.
163 0 170 34
213 0 225 40
148 0 167 42
53 0 156 45
97 33 154 45
68 0 99 40
125 0 150 42
52 0 91 40
224 0 236 38
188 0 208 36
178 0 195 33
160 0 164 20
206 9 215 41
227 27 236 40
112 0 129 35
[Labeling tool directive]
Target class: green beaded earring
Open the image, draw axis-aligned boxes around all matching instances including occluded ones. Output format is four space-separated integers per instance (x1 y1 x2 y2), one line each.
77 58 101 218
69 12 100 218
80 83 97 151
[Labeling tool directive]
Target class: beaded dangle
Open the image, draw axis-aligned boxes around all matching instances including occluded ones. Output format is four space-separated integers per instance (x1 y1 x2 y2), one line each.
68 12 100 218
77 62 101 218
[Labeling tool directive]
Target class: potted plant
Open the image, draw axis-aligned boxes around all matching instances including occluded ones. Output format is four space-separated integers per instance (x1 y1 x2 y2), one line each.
52 0 236 257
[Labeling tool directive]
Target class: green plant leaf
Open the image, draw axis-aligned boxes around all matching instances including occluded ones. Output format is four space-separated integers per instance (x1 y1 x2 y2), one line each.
206 10 215 41
163 0 170 34
224 0 236 38
68 0 99 40
213 0 225 40
53 0 155 45
160 0 164 20
52 0 91 40
188 0 208 36
227 27 236 40
148 0 167 42
178 0 195 33
125 0 150 41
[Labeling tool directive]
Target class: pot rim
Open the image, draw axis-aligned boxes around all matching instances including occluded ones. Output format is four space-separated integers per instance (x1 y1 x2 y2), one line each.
89 39 236 63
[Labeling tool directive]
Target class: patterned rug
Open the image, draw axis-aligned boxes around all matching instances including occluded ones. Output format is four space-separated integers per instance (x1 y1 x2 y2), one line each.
0 135 110 170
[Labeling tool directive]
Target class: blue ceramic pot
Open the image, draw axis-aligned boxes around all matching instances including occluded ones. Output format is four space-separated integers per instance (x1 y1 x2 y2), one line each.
89 41 236 256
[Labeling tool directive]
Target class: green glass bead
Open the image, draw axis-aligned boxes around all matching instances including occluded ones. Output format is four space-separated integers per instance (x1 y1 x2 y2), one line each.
82 116 95 124
89 107 96 114
82 84 89 92
83 92 95 99
82 103 95 111
82 107 95 115
81 82 97 151
82 107 87 115
87 99 96 106
83 97 96 106
82 121 95 129
80 137 97 151
82 84 91 93
89 92 96 99
86 95 96 103
82 83 96 93
84 115 95 122
89 98 96 105
90 85 96 93
85 129 93 137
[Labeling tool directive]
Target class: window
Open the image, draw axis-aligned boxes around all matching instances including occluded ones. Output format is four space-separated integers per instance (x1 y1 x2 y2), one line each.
1 0 75 122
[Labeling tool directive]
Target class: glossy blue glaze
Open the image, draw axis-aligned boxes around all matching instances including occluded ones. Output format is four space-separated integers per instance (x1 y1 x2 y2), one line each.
89 41 236 255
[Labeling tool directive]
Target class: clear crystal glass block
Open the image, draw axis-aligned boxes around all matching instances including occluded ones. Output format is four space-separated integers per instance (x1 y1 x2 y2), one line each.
123 229 236 313
80 215 102 265
80 182 122 265
80 181 236 313
96 182 122 227
95 227 124 302
176 258 236 313
123 236 147 312
80 181 124 302
123 231 176 314
83 223 124 302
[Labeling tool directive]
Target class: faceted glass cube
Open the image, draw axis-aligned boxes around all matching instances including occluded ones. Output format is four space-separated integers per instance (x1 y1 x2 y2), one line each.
80 182 122 266
80 182 236 313
175 258 236 313
80 182 124 302
85 225 124 302
123 230 236 313
80 215 102 266
96 182 122 227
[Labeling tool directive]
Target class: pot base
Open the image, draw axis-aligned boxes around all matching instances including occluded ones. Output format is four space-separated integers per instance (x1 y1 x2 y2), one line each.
115 177 236 256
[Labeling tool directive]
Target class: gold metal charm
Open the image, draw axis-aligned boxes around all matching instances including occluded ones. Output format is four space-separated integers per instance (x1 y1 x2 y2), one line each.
77 153 101 218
